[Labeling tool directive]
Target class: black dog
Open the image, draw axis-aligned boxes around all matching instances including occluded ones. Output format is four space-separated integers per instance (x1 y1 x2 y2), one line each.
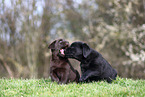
64 42 117 83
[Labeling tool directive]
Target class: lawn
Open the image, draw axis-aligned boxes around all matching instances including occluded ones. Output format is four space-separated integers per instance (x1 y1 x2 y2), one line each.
0 77 145 97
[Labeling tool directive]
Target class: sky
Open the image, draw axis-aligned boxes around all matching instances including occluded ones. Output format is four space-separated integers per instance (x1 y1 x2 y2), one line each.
3 0 44 15
3 0 83 15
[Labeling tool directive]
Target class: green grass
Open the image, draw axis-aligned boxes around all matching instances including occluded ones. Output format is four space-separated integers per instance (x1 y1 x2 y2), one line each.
0 77 145 97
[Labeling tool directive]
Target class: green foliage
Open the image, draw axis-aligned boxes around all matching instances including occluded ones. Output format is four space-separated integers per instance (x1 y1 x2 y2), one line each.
0 77 145 97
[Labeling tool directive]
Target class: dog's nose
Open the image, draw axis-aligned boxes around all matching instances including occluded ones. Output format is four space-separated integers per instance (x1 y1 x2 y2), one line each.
64 49 67 54
64 48 69 54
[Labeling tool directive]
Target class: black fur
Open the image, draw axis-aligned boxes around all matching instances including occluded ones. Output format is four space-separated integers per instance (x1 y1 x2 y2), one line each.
65 42 117 83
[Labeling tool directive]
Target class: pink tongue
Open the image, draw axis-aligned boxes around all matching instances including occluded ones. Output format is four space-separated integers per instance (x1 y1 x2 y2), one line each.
60 49 64 55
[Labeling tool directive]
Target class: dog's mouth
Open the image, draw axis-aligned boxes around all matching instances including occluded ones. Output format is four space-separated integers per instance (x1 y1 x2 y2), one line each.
60 49 65 55
59 44 69 56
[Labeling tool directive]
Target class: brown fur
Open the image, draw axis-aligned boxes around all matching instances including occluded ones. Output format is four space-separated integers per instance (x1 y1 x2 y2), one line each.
48 39 80 84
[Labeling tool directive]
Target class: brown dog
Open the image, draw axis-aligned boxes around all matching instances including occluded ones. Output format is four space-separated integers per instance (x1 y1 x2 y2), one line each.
48 39 80 84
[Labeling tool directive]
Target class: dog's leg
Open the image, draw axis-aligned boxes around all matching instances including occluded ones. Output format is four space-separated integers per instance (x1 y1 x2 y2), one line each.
59 70 69 84
79 70 100 82
50 72 59 82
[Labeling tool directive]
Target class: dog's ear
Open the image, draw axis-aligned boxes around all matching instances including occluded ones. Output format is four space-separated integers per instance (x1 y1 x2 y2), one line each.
82 43 91 58
48 40 56 49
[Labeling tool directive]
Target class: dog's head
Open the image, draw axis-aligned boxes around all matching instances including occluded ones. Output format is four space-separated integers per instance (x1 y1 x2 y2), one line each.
48 39 69 57
64 42 91 61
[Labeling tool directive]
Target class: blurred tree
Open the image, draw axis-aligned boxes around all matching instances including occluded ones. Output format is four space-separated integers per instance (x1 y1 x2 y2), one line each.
0 0 144 79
